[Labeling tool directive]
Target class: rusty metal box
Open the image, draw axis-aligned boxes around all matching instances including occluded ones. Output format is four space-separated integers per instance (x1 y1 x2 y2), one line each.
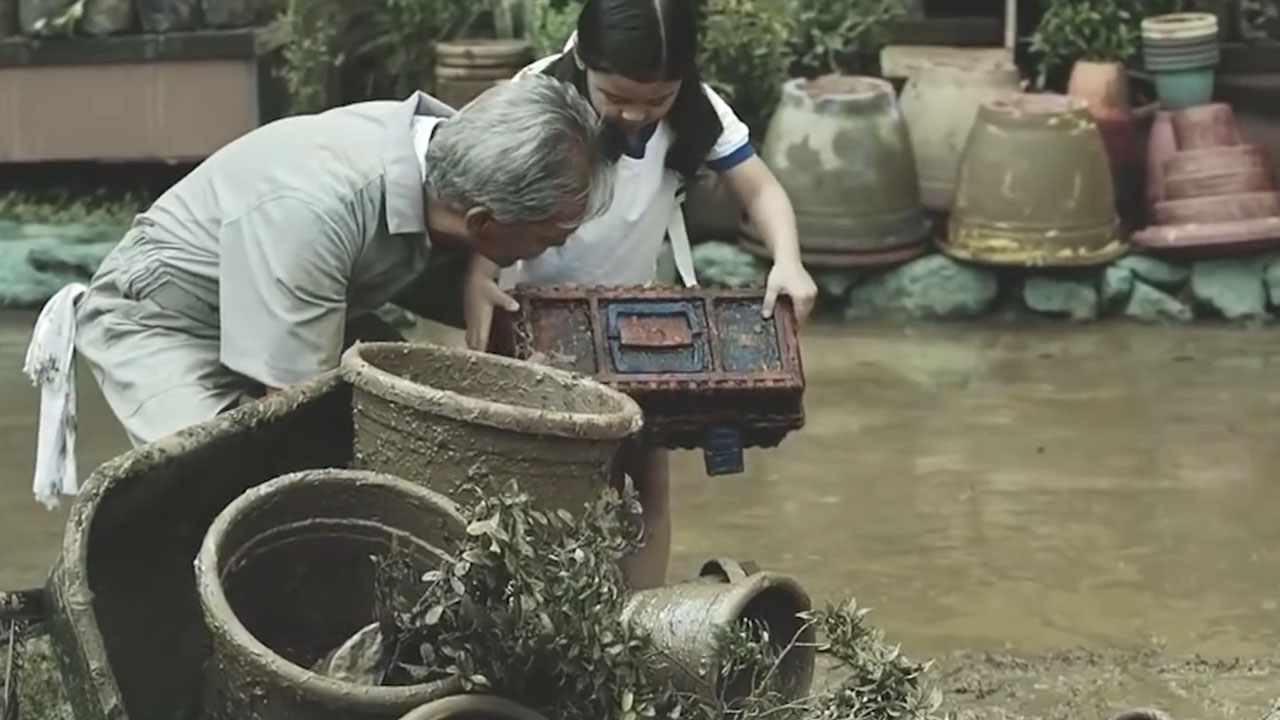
488 285 806 475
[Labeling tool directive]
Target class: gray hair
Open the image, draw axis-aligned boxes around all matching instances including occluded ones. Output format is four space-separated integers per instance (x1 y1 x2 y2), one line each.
426 74 613 226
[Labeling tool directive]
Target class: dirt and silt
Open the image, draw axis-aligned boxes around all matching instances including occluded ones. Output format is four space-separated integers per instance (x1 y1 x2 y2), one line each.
3 310 1280 718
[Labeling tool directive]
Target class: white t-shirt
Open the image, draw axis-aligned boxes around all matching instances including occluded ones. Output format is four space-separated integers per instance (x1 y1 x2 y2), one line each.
501 47 755 288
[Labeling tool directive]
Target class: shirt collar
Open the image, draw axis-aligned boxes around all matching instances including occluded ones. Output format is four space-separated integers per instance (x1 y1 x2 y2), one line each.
382 91 455 235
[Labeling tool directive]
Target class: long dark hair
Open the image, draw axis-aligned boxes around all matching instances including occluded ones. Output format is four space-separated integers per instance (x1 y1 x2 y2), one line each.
543 0 723 181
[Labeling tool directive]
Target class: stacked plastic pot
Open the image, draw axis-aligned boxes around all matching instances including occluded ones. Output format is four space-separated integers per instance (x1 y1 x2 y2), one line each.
1142 13 1221 111
1134 103 1280 255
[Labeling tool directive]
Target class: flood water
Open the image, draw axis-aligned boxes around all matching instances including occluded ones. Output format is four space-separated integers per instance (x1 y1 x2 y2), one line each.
2 311 1280 717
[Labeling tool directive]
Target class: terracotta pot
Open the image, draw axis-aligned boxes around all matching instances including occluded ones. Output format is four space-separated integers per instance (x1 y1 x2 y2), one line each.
1146 111 1178 214
1164 164 1273 199
1068 61 1139 167
1171 103 1243 150
899 56 1021 211
755 74 931 267
1164 144 1274 178
434 40 532 109
399 696 550 720
944 93 1123 267
1155 191 1280 224
620 558 816 704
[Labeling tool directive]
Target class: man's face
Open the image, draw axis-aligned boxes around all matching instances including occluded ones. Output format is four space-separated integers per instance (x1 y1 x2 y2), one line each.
466 207 583 267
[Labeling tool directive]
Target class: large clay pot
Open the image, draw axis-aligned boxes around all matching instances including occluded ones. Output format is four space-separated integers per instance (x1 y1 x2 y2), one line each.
434 40 533 110
1142 13 1221 110
620 558 816 704
944 93 1124 266
750 74 931 268
899 56 1021 211
1171 102 1243 150
399 696 550 720
196 469 468 720
340 342 643 513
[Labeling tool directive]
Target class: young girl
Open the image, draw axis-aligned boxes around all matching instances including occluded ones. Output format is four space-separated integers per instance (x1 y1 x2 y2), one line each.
464 0 817 590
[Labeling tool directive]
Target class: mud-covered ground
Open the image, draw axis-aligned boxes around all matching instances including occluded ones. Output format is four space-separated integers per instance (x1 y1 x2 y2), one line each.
5 316 1280 718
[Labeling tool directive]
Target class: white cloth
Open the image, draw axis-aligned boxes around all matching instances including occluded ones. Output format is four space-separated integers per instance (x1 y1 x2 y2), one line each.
25 283 88 510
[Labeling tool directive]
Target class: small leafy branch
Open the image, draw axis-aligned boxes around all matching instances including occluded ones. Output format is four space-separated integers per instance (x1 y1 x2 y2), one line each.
370 480 950 720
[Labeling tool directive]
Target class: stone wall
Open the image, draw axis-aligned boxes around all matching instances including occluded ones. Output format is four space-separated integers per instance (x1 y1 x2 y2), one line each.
680 241 1280 324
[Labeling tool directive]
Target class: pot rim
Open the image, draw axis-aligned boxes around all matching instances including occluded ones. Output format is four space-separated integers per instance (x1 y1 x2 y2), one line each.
398 694 551 720
195 469 469 709
340 342 644 441
784 74 894 102
980 92 1090 120
1142 12 1219 40
710 572 817 695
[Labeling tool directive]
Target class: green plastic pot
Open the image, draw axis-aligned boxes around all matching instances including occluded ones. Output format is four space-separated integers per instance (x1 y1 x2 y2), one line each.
944 92 1124 267
1152 68 1218 110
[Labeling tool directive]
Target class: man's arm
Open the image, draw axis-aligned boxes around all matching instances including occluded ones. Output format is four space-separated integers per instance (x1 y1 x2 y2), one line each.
218 195 358 390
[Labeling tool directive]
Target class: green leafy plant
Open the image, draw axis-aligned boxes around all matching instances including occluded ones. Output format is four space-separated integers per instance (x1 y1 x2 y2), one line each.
369 480 951 720
789 0 909 77
1029 0 1197 86
1239 0 1280 41
699 0 795 141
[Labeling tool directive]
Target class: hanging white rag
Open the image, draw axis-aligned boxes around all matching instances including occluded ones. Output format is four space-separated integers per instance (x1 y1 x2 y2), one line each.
25 283 88 510
668 189 699 288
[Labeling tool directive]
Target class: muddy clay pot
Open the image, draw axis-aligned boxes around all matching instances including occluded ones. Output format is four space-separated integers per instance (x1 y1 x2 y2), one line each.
1142 13 1221 109
620 558 816 704
434 40 532 110
196 469 468 720
341 342 643 513
398 696 550 720
754 74 931 268
898 56 1021 211
944 93 1124 267
1146 111 1178 216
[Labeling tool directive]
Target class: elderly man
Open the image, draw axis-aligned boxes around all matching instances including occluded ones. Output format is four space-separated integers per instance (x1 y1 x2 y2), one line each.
25 75 610 507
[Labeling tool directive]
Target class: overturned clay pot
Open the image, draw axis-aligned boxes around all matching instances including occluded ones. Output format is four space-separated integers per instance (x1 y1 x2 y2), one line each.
755 74 931 267
620 558 816 704
944 92 1124 267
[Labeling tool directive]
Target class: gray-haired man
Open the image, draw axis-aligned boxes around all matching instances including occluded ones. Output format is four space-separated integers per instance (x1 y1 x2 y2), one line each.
26 75 609 496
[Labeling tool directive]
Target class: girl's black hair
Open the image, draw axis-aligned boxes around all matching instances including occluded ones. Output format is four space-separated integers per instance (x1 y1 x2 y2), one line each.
543 0 723 181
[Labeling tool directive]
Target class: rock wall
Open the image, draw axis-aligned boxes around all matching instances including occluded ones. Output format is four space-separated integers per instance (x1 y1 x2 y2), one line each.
683 241 1280 324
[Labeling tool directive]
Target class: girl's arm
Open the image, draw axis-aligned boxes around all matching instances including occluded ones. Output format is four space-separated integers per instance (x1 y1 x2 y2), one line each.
720 156 817 323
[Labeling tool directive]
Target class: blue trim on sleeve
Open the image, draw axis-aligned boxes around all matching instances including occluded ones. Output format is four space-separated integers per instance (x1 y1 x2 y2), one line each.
706 142 755 173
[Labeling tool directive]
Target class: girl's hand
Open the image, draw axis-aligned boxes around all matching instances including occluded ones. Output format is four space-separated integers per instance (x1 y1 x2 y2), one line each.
763 259 817 325
463 257 518 351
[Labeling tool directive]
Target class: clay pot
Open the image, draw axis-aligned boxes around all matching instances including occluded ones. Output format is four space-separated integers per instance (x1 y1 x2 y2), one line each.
752 74 931 267
1165 144 1274 179
620 558 816 704
1142 13 1221 109
944 93 1124 266
434 40 532 110
340 342 643 513
398 696 550 720
1155 191 1280 224
899 56 1021 211
1171 103 1243 150
1146 111 1178 215
196 469 468 720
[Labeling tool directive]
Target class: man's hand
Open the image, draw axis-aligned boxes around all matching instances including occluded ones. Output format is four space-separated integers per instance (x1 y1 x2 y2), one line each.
463 256 518 351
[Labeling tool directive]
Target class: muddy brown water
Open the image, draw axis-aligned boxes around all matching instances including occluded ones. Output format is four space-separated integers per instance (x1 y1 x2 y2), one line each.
3 310 1280 718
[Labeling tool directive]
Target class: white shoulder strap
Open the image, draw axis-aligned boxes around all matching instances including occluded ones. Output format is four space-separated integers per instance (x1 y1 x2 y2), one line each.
668 193 698 288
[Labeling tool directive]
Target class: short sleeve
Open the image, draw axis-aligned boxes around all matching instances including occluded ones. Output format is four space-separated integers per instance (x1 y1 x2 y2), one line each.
702 84 756 173
218 196 358 389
